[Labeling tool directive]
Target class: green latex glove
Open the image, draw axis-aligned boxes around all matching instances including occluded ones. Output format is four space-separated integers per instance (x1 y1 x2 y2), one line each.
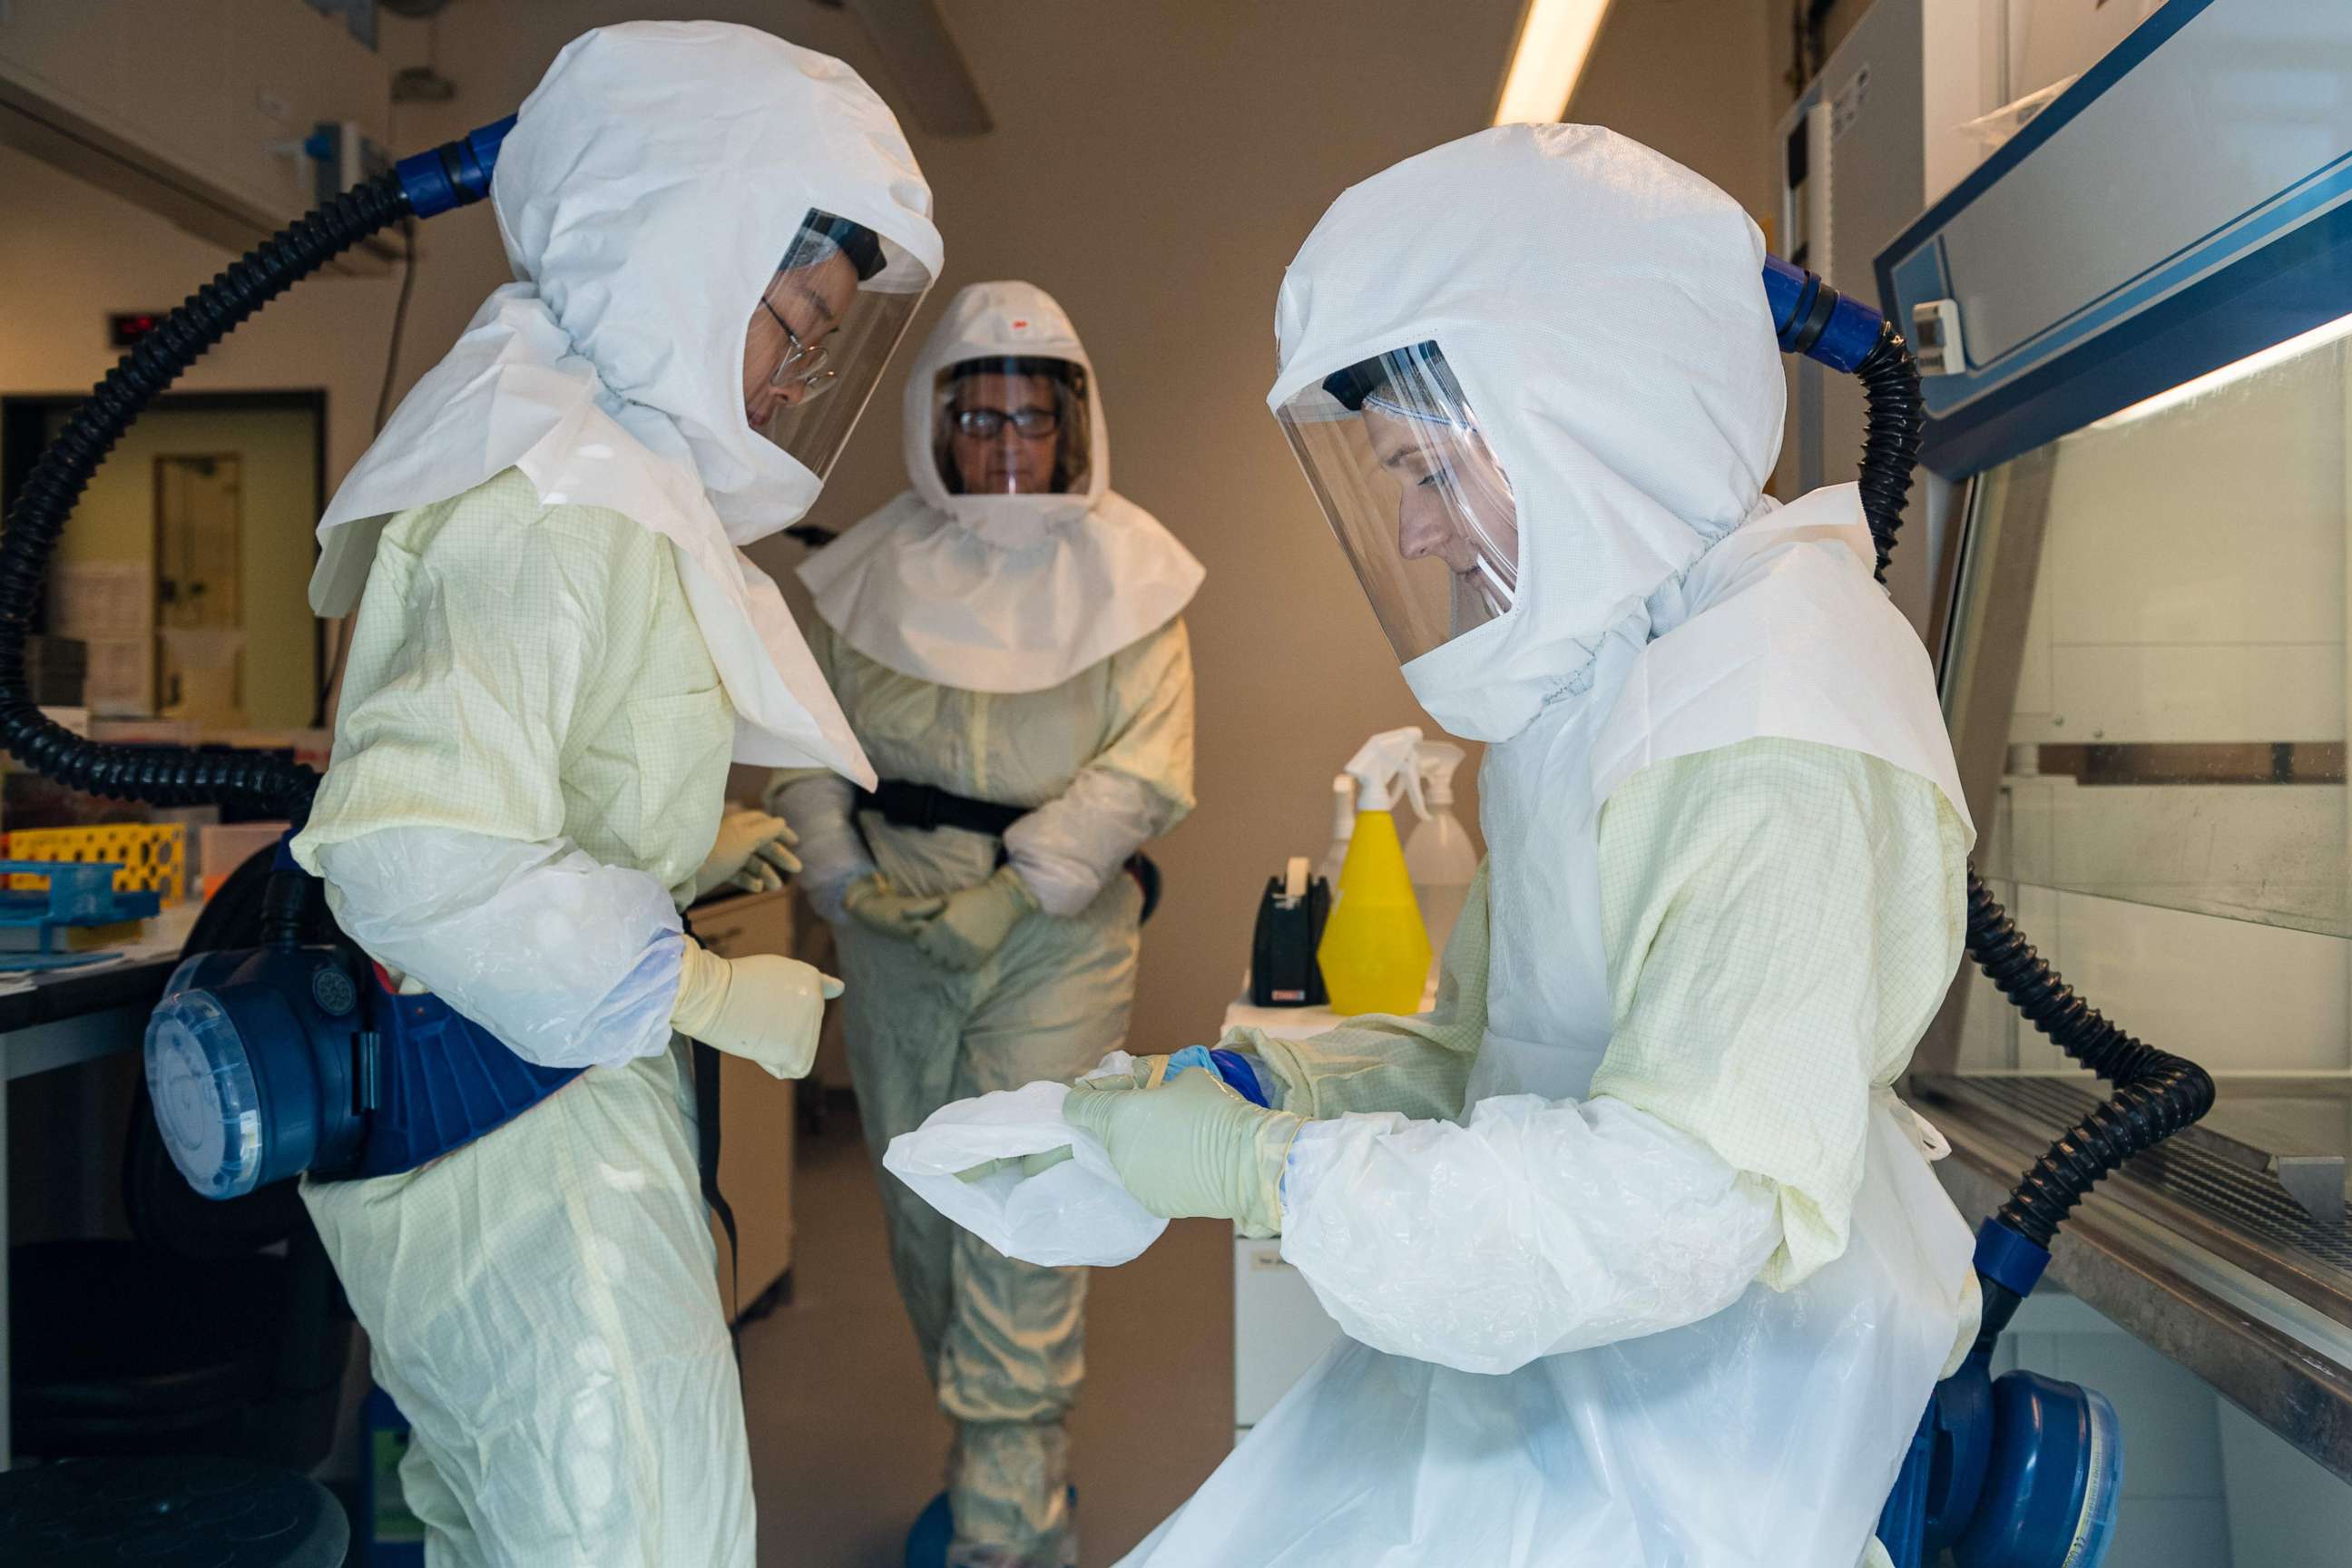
691 807 803 899
915 865 1040 971
843 874 948 941
956 1147 1076 1184
1079 1050 1293 1108
1079 1053 1173 1092
1062 1067 1302 1238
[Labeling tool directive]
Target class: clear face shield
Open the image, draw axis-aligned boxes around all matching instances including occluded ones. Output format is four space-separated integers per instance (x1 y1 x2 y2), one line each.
1276 340 1520 663
744 209 934 480
930 356 1093 496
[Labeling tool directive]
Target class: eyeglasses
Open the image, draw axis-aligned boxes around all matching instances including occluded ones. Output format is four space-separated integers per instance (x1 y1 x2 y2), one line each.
760 297 838 402
951 406 1059 439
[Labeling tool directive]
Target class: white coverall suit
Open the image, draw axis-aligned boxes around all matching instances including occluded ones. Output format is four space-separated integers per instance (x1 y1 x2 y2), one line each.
778 281 1202 1566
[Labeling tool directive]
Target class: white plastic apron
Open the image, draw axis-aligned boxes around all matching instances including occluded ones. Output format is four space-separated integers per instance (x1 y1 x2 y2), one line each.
1120 498 1977 1567
1125 1093 1966 1566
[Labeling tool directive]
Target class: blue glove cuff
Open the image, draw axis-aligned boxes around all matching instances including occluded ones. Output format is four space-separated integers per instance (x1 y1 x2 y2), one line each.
1165 1043 1272 1107
1210 1047 1271 1107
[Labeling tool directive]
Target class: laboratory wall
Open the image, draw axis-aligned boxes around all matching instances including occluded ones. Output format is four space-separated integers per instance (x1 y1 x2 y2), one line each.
0 142 406 732
0 145 401 515
1568 0 1779 244
49 405 322 728
368 0 1528 1054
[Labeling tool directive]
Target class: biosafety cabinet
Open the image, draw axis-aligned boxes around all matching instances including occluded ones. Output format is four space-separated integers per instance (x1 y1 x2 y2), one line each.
1882 0 2352 1554
1780 0 2172 630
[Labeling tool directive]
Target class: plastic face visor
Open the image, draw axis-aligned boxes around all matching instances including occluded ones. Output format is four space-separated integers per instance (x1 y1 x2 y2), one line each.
747 210 936 481
1277 339 1519 664
930 356 1092 496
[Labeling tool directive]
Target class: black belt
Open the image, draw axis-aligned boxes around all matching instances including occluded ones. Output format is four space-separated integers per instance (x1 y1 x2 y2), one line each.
676 907 741 1345
857 778 1025 838
856 777 1162 924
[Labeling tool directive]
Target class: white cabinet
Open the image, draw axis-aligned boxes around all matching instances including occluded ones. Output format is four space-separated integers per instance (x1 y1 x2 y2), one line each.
1221 995 1354 1441
0 1 393 256
693 886 801 1319
1776 0 2171 627
2000 0 2169 112
1231 1233 1341 1440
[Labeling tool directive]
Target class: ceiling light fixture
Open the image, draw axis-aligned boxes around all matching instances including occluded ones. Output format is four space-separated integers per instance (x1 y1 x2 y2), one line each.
1493 0 1615 126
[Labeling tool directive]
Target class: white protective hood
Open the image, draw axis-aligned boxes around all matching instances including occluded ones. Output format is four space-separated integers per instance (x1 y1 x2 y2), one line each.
800 280 1203 694
1269 123 1789 746
310 23 945 784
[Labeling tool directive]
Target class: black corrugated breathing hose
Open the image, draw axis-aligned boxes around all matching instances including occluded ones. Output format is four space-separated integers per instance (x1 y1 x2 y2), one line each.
1851 318 2215 1253
1964 880 2215 1249
0 169 415 818
1853 322 1925 582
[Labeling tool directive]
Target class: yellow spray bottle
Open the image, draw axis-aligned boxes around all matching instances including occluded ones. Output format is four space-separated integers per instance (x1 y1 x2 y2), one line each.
1318 728 1433 1014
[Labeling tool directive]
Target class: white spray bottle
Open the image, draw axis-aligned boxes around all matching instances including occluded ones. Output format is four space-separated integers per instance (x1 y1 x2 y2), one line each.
1404 741 1475 977
1317 773 1355 896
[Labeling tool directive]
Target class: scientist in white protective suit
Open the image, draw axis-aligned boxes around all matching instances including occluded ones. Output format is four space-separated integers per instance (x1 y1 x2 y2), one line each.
285 23 939 1567
776 279 1200 1568
1058 125 1984 1566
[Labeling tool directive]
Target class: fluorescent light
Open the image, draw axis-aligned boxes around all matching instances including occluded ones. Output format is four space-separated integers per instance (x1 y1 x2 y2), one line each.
2089 309 2352 429
1493 0 1615 126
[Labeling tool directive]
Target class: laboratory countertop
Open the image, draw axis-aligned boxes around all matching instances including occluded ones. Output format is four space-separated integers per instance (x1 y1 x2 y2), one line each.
1927 1087 2352 1487
1220 983 1439 1044
0 954 176 1061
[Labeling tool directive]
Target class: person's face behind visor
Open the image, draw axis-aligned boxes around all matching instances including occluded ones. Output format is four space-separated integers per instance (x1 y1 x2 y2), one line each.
948 370 1063 495
742 248 860 427
1277 342 1521 666
1362 400 1519 605
739 212 934 485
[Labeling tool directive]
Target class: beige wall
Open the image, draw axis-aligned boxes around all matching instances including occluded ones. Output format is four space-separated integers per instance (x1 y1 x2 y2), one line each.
1570 0 1781 240
0 147 385 726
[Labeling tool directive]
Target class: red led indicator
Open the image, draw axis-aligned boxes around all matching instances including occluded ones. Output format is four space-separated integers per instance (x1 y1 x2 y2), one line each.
108 313 163 348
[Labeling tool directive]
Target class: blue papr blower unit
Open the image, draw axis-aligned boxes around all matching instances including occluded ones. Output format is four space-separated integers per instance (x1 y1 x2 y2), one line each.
142 841 584 1198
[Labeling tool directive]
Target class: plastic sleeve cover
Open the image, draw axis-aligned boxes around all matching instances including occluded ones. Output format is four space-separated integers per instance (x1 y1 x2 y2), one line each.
1279 1096 1781 1376
1241 862 1490 1122
1003 618 1196 916
316 826 686 1070
768 769 873 922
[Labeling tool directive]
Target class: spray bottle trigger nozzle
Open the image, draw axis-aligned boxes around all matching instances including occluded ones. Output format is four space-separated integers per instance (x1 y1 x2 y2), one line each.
1341 726 1426 815
1398 752 1428 823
